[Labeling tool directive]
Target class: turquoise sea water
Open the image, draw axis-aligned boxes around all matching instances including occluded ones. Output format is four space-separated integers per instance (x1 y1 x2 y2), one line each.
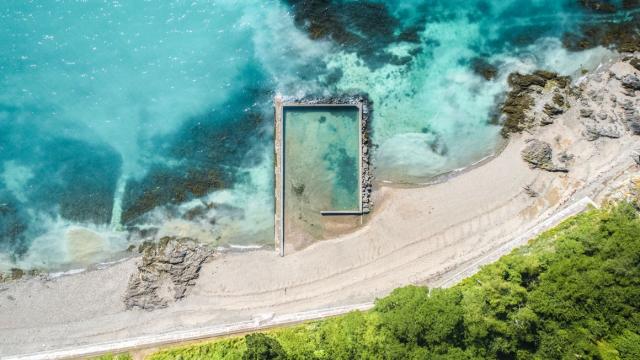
0 0 632 270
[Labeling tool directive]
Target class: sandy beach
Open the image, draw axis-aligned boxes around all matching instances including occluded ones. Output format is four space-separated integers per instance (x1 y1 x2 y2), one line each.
1 57 639 358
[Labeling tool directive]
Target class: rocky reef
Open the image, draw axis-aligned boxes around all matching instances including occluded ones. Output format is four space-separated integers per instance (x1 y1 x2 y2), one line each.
123 237 213 311
284 0 422 67
563 2 640 53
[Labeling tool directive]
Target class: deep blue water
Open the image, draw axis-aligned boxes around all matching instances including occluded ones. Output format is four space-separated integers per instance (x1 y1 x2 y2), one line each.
0 0 635 270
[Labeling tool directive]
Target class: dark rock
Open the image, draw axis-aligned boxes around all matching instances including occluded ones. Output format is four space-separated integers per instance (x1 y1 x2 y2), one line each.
630 58 640 71
597 111 608 121
584 125 621 140
508 72 546 89
285 0 419 66
562 13 640 53
558 151 575 163
622 74 640 91
523 184 538 197
580 108 594 118
622 100 640 134
543 103 564 116
552 93 565 107
579 0 617 13
124 237 213 311
540 116 554 126
183 202 214 221
521 139 568 172
10 268 24 280
471 58 498 80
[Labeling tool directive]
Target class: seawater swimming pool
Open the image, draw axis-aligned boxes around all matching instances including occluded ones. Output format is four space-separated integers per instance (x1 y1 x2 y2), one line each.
276 101 363 255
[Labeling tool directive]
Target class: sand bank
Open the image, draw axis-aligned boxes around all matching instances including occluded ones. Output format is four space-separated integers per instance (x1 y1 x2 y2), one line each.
1 58 639 358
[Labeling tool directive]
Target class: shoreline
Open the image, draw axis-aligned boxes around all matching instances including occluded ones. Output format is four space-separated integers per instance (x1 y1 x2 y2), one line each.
377 136 510 189
6 197 599 360
1 56 639 357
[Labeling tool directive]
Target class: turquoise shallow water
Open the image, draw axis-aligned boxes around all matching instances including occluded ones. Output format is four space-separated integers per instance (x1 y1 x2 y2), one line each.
0 0 633 270
284 106 361 241
284 106 360 212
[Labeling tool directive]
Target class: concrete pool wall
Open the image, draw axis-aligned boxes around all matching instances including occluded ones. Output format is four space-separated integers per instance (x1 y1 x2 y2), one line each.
274 95 372 256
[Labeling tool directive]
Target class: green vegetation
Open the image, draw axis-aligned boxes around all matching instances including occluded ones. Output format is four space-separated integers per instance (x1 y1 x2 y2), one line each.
92 353 133 360
147 203 640 359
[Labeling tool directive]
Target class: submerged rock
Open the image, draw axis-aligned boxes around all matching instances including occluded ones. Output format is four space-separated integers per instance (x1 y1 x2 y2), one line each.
579 0 617 13
562 13 640 53
124 237 213 311
521 139 568 172
471 57 498 80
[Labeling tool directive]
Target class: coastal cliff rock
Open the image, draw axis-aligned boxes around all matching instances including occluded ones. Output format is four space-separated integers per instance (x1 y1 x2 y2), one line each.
521 139 568 172
123 237 213 311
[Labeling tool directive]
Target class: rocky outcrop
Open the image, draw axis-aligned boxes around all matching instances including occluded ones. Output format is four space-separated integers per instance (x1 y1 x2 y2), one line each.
584 124 622 141
622 74 640 92
124 237 213 311
622 100 640 135
580 108 593 118
521 139 568 172
500 71 570 136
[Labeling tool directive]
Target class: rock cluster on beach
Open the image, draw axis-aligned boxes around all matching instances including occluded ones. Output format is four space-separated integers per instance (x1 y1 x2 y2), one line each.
281 94 374 213
521 139 568 172
123 237 213 311
577 56 640 141
500 70 570 136
500 53 640 172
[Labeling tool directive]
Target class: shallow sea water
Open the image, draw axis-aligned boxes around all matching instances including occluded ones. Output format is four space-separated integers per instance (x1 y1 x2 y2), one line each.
0 0 631 271
283 106 360 240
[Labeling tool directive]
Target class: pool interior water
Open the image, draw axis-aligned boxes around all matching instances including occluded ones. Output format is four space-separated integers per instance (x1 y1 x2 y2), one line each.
283 106 360 241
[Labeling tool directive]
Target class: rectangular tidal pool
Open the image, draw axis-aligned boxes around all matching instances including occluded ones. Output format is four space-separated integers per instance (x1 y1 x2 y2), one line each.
282 105 362 246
